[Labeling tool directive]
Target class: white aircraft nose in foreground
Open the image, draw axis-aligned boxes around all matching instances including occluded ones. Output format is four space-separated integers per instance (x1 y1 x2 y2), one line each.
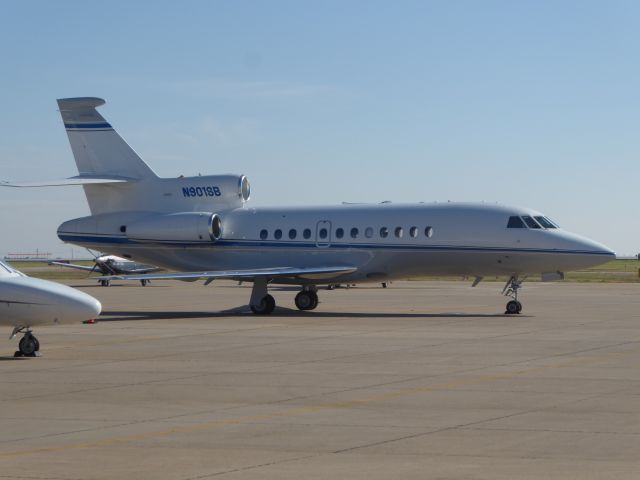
0 260 101 356
2 97 615 316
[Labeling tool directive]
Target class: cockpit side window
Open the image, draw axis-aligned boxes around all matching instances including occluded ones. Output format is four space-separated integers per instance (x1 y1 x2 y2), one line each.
507 216 526 228
534 216 557 229
522 216 542 229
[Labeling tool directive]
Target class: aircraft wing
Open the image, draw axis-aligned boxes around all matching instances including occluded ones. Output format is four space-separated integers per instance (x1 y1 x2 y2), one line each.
125 267 162 274
0 175 134 187
102 265 357 282
49 261 97 272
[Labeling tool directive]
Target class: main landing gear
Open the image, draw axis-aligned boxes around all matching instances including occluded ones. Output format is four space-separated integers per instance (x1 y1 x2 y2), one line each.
248 281 320 315
11 328 40 357
294 287 319 311
503 275 523 314
249 278 276 315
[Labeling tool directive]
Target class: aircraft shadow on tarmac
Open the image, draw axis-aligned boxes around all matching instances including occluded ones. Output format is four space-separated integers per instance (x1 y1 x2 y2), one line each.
98 307 516 322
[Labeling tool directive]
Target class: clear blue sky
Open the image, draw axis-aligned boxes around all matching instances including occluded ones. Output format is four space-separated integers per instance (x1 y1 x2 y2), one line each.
1 0 639 257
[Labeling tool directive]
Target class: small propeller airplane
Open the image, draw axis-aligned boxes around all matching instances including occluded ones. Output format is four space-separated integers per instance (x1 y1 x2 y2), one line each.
50 252 160 286
0 259 101 356
1 97 615 315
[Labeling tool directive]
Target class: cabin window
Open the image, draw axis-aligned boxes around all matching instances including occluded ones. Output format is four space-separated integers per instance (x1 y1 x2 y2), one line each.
522 216 542 229
409 226 418 238
350 227 359 238
335 227 344 239
395 227 403 238
274 229 283 239
303 228 311 239
260 229 268 240
380 227 389 238
365 227 373 238
319 228 328 239
289 229 297 239
425 226 433 238
507 216 526 228
534 216 557 229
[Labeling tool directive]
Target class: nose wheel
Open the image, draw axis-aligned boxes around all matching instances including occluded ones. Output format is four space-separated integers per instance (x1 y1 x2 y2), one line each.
505 300 522 314
13 330 41 357
503 276 524 315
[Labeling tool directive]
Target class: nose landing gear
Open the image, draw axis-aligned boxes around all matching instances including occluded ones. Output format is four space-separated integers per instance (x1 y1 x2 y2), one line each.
11 328 41 357
503 275 523 314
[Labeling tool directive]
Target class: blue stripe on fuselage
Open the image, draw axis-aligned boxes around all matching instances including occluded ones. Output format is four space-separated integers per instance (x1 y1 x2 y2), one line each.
56 233 614 256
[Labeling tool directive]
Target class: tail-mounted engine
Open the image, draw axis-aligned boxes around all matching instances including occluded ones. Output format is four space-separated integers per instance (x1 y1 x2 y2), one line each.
127 212 223 243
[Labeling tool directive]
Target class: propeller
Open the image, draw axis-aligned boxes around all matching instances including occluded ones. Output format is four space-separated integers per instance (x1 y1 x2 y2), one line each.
86 248 104 276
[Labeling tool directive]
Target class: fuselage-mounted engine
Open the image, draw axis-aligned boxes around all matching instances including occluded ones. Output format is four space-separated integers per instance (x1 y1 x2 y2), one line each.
126 212 223 243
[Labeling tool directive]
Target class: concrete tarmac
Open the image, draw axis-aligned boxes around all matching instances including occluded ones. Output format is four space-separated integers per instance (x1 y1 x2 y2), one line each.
1 280 639 479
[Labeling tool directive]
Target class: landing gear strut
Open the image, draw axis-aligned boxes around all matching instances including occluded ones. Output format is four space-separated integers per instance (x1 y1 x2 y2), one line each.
11 328 40 357
100 279 110 287
295 286 319 311
503 275 523 314
249 278 276 315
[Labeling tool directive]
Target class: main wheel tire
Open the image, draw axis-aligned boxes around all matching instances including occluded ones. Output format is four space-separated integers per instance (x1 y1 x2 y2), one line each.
250 294 276 315
100 280 110 287
505 300 520 315
19 334 38 356
140 280 148 287
295 291 313 310
309 292 319 310
32 335 40 352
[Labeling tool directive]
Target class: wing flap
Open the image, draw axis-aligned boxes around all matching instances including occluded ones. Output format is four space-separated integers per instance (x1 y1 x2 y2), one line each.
103 265 357 282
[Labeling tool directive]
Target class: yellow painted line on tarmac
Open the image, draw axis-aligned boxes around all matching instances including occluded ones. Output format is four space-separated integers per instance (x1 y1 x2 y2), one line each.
1 342 638 459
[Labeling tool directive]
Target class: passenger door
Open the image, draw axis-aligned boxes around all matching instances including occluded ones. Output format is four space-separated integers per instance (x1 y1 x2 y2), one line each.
315 220 332 248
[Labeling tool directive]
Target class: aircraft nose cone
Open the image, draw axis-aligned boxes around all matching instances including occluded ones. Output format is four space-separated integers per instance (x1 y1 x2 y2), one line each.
73 293 102 319
581 238 616 258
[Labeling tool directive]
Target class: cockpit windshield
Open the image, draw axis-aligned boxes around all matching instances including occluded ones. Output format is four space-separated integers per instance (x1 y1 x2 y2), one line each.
521 216 542 229
507 215 560 230
534 216 557 229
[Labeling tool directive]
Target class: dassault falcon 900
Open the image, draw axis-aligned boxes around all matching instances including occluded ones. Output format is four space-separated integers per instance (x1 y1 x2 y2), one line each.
2 98 615 315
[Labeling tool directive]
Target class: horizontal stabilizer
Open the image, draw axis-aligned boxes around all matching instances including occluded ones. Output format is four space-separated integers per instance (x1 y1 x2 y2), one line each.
102 265 357 282
0 175 135 188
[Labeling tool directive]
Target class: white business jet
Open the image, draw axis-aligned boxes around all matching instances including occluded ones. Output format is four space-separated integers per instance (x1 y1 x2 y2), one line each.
2 98 615 315
0 260 101 356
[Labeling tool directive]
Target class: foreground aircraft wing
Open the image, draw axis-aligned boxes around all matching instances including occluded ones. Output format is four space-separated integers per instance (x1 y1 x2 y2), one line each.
0 176 134 187
49 261 97 272
102 265 357 282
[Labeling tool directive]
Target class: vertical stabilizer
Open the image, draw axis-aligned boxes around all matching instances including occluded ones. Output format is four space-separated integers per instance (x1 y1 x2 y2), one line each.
58 98 157 180
57 97 157 214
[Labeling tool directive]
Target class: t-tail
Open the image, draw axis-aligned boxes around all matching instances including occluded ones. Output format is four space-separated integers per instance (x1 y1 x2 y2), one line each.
2 97 251 248
53 97 249 216
57 97 158 214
